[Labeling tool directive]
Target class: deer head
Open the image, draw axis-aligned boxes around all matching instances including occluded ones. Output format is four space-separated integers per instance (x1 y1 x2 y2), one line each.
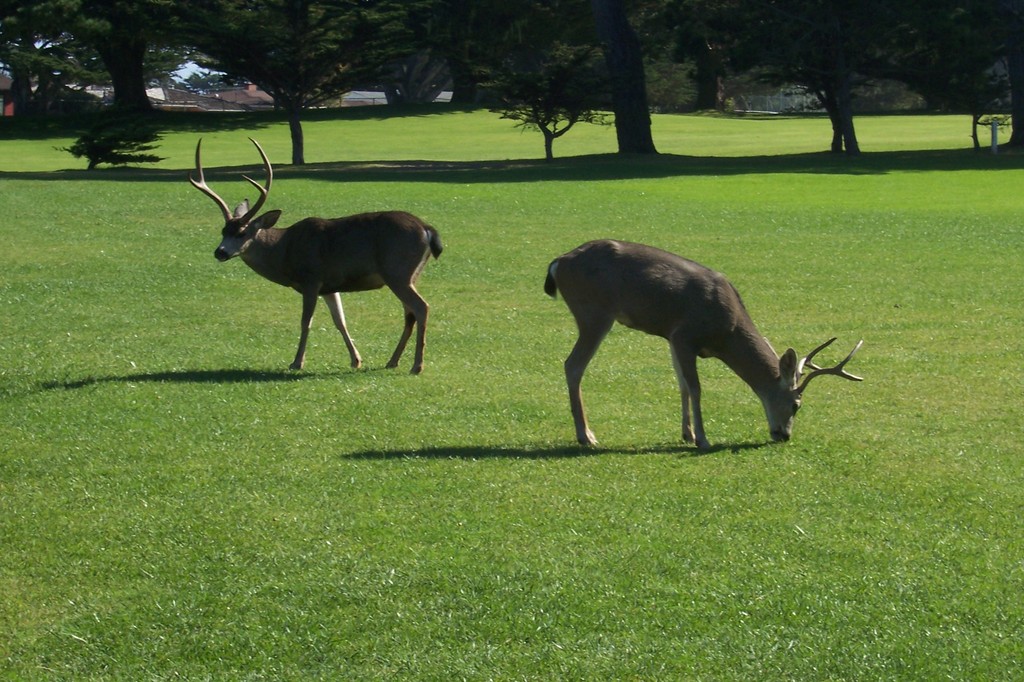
189 137 280 261
766 338 864 442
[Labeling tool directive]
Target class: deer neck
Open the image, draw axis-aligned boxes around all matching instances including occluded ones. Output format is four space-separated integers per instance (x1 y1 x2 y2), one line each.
239 228 290 284
717 324 784 397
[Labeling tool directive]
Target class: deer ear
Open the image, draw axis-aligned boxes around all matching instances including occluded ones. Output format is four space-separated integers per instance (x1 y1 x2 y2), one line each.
779 348 800 383
249 210 282 231
232 200 250 218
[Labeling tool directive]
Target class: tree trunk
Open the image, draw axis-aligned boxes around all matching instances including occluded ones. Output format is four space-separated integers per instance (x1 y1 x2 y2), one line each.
834 71 860 156
447 57 480 104
96 37 152 113
694 42 725 111
828 114 844 153
816 87 844 153
543 130 555 161
288 107 305 165
999 0 1024 146
1006 36 1024 146
10 73 35 116
818 68 859 155
590 0 657 154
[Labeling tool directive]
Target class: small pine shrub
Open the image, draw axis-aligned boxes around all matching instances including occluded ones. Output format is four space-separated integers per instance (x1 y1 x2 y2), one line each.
63 114 165 169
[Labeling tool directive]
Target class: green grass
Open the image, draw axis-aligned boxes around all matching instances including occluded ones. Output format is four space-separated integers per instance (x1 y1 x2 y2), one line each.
2 108 1023 679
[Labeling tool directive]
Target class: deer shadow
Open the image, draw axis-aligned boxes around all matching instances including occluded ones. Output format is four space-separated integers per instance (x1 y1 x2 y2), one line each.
341 441 767 460
33 370 772 459
39 367 328 391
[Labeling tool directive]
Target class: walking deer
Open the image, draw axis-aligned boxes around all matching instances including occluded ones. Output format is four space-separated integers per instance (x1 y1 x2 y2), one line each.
190 138 442 373
545 240 862 448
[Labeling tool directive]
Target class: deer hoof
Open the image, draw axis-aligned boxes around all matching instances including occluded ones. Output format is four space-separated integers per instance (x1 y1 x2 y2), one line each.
409 364 423 375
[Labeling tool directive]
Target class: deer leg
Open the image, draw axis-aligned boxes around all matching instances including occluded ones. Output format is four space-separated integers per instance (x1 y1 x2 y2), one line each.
564 316 613 446
670 339 710 449
386 310 416 370
291 289 319 370
670 347 697 444
323 292 362 369
386 285 429 374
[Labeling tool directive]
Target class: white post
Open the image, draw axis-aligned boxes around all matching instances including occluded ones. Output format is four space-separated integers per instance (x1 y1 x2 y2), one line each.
992 120 999 154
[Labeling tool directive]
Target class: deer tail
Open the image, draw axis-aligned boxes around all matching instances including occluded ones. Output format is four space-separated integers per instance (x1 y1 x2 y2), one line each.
544 260 559 299
426 226 443 259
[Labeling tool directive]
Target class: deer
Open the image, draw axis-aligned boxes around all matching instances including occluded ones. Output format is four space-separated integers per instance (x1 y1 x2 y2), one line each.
189 138 442 374
544 239 862 449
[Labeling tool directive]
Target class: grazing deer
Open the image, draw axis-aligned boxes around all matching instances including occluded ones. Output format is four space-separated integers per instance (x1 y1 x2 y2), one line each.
544 239 862 448
190 138 442 373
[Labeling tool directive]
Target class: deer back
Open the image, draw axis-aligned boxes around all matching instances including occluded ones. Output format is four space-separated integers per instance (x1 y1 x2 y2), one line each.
245 210 437 294
553 240 760 344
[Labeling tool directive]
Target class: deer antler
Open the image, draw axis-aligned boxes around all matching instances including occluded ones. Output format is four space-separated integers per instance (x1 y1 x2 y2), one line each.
239 137 272 222
189 138 273 225
189 138 232 222
796 338 864 395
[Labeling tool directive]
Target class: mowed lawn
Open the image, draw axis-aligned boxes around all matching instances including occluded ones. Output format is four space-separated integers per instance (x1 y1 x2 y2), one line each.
2 109 1023 679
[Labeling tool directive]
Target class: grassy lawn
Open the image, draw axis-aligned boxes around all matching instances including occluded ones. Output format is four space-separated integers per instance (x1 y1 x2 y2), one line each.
2 108 1022 679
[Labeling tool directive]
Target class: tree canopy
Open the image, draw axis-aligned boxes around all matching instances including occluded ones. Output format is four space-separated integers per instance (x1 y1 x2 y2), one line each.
2 0 1021 157
182 0 418 164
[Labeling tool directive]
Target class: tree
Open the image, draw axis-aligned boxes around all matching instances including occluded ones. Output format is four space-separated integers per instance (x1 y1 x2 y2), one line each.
489 43 609 160
383 51 451 105
696 0 908 156
591 0 657 153
888 1 1008 149
0 0 105 114
74 0 182 112
758 1 902 155
62 114 165 169
185 0 414 165
660 0 739 112
177 68 227 95
1 0 188 114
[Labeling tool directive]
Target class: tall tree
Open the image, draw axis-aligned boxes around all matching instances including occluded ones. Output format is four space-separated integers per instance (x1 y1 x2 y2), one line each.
75 0 180 112
591 0 657 153
185 0 413 165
